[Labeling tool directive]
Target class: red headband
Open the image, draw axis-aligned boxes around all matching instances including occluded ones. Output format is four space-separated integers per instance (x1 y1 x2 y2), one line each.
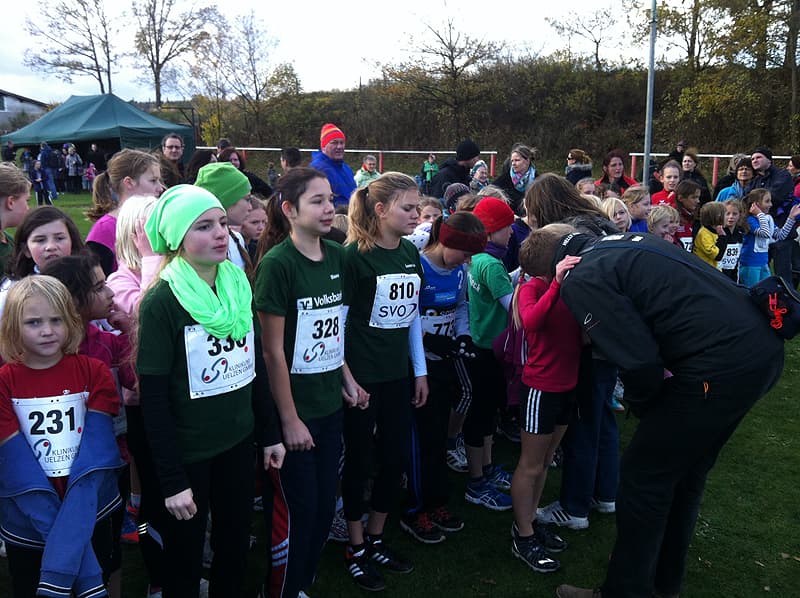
439 221 488 254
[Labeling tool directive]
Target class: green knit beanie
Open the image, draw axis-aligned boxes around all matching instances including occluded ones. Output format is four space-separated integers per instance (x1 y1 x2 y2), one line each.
145 184 223 253
194 162 251 209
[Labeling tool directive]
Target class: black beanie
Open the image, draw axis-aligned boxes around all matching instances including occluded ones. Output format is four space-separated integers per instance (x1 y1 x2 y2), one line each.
456 139 480 161
751 146 773 162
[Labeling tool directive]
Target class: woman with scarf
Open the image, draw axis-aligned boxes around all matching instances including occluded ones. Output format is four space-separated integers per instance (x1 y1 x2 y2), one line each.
137 185 284 597
493 144 537 215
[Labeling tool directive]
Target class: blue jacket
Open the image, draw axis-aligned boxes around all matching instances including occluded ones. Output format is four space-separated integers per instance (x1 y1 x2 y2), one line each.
0 410 123 598
309 151 356 208
716 181 749 202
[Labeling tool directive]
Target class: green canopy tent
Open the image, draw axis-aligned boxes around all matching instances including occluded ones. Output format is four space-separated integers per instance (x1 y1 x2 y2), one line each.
0 93 195 163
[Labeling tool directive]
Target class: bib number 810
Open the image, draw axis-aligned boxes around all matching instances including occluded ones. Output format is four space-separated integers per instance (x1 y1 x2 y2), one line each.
389 282 415 301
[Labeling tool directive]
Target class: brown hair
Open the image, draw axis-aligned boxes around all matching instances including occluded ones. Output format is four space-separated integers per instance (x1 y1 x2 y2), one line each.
699 201 725 229
87 149 159 220
525 173 605 227
0 162 32 198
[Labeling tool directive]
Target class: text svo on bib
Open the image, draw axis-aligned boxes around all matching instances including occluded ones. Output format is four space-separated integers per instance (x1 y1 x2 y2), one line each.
369 273 421 329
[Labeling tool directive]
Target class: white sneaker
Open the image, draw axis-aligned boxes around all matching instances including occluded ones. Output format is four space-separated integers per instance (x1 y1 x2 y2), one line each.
590 498 616 514
0 538 6 558
446 435 468 472
536 501 589 530
199 578 209 598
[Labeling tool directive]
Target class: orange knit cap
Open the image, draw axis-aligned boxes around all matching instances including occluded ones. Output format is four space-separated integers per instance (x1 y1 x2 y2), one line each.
320 123 345 148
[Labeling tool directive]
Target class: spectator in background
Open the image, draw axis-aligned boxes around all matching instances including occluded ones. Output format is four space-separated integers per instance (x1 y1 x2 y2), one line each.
786 155 800 199
20 147 34 176
281 147 302 172
420 153 439 195
667 139 686 163
713 153 748 200
469 160 489 192
750 146 796 283
2 141 15 163
681 148 712 205
267 162 278 187
493 143 537 215
354 154 380 188
309 123 356 208
564 149 593 185
216 138 232 155
64 145 83 193
716 157 754 202
37 142 59 202
595 149 637 194
160 133 185 179
87 143 107 173
429 139 481 199
218 147 272 197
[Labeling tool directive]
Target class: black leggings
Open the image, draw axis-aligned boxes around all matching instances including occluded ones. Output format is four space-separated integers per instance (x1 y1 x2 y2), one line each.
342 378 412 522
462 347 505 448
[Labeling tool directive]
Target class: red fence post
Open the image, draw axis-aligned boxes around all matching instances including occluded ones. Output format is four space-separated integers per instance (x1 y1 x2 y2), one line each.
490 153 496 177
378 151 384 173
630 155 638 181
711 157 719 187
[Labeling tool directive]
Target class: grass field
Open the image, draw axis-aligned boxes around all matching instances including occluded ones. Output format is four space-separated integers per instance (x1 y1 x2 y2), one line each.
1 193 798 596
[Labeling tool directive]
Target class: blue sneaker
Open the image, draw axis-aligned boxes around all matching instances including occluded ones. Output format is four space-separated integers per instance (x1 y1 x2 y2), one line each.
465 479 512 511
485 464 513 491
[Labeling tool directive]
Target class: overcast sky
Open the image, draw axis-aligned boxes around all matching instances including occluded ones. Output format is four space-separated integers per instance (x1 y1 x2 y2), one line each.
3 0 650 104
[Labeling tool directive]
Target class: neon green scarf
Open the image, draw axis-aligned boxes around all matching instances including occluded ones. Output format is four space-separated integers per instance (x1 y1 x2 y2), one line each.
160 256 253 340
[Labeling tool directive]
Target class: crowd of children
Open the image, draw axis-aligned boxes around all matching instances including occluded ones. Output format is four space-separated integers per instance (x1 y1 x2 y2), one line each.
0 141 796 598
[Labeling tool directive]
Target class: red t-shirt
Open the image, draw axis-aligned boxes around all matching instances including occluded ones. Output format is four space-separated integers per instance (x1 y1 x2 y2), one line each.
0 354 119 496
518 277 583 393
651 189 676 207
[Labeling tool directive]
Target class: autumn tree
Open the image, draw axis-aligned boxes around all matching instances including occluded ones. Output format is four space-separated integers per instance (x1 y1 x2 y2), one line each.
546 9 619 71
132 0 221 108
24 0 118 93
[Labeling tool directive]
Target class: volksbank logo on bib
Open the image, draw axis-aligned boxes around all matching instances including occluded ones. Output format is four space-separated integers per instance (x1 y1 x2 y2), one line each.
297 291 343 310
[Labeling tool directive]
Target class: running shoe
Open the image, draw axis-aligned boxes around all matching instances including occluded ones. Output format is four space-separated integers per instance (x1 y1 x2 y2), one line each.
345 546 385 591
464 479 512 511
512 536 560 573
400 512 446 544
367 537 413 573
536 501 589 530
121 508 139 544
511 520 568 553
328 508 349 543
485 464 513 491
589 498 616 514
446 435 468 473
429 506 464 532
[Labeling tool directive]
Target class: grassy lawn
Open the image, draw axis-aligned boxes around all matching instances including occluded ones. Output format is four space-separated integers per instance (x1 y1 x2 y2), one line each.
1 194 799 596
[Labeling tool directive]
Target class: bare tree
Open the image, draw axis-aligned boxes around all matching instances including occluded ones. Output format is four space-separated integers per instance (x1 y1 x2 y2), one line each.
24 0 118 93
132 0 221 108
546 9 617 71
383 19 502 139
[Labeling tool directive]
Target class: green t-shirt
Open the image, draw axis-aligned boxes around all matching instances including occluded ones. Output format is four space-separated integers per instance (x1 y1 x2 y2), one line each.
467 252 513 349
0 230 14 274
344 239 424 384
254 237 344 421
137 279 255 464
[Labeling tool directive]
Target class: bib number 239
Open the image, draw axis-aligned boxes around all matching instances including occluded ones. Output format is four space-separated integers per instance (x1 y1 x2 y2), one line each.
370 273 421 329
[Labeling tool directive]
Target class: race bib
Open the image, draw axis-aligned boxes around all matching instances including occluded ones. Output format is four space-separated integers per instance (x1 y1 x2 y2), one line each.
369 273 421 329
754 234 771 253
292 305 344 374
12 393 87 477
679 237 693 252
184 325 255 399
421 307 456 337
719 243 741 270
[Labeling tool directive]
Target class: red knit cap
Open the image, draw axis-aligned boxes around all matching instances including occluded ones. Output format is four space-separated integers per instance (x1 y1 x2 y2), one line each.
320 123 345 148
473 197 515 233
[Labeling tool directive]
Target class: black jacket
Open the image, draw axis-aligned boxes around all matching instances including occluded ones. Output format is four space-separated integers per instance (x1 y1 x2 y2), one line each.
429 158 469 199
557 232 783 401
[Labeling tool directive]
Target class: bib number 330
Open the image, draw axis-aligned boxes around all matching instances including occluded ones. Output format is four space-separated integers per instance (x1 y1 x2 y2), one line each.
370 273 421 329
184 325 255 399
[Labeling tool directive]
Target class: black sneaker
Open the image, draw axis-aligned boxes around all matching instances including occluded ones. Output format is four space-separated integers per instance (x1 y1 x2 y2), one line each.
345 547 385 591
512 536 560 573
429 507 465 532
367 538 414 573
533 520 568 553
400 512 446 544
